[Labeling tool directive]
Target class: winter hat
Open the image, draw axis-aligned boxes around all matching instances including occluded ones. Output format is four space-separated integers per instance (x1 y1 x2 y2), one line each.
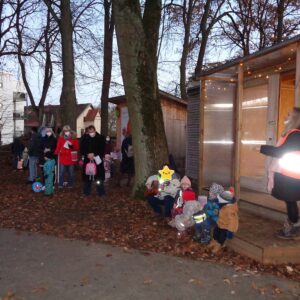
44 151 54 159
182 190 196 202
217 190 234 204
209 182 224 199
180 176 191 188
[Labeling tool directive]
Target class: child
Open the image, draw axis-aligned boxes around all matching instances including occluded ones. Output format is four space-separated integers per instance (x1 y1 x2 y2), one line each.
171 176 194 219
43 152 56 196
193 183 224 244
169 176 201 234
208 188 239 254
104 154 112 182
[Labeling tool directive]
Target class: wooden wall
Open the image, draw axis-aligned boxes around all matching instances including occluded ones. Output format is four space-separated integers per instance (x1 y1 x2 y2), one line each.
161 97 187 163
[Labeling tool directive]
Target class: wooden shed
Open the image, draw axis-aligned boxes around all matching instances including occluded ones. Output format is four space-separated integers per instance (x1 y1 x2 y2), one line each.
186 35 300 264
109 90 187 171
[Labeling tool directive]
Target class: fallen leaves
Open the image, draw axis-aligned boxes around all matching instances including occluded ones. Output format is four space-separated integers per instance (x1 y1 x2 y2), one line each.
0 151 300 283
0 289 14 300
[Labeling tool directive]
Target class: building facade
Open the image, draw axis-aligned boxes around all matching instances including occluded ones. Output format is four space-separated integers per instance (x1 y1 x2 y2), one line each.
0 72 26 145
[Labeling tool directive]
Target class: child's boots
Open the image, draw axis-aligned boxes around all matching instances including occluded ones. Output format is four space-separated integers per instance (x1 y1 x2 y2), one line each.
208 239 222 254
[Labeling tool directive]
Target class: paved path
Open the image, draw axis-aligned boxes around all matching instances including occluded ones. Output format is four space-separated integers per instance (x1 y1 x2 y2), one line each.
0 229 299 300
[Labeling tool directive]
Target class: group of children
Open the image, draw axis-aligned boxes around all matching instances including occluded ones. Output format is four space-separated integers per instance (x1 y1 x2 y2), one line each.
162 175 239 254
32 148 120 197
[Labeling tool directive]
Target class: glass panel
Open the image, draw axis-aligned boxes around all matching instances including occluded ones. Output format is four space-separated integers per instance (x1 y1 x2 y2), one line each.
240 84 268 179
203 80 236 187
278 72 295 138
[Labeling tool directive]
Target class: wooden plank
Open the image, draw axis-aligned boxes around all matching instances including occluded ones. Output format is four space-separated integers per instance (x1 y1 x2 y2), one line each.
295 42 300 107
198 80 205 190
234 64 243 200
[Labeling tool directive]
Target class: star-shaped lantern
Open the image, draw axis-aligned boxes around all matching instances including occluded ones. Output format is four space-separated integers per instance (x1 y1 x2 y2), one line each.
158 165 174 182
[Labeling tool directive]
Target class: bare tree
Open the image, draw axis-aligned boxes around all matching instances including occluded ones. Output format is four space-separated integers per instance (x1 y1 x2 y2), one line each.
100 0 114 137
14 0 55 123
194 0 227 76
44 0 77 129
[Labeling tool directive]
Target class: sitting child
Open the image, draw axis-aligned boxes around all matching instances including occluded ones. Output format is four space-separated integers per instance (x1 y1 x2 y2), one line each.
43 152 56 196
208 188 239 254
171 176 193 219
168 176 201 234
193 183 224 244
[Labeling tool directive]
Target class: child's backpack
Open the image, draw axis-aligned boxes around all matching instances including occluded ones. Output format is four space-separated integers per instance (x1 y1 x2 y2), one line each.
85 160 97 179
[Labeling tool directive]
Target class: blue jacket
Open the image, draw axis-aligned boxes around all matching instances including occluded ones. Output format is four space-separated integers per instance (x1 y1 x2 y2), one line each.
204 199 219 222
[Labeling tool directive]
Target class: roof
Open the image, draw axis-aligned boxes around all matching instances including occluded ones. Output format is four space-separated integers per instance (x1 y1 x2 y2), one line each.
196 34 300 79
24 103 92 127
109 90 187 106
84 108 100 122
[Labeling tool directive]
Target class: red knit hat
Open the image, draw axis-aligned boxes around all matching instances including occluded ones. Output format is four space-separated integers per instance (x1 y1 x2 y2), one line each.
182 190 196 202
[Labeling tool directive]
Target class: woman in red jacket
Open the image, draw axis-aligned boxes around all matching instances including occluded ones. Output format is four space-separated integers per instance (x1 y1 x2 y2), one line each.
54 125 79 189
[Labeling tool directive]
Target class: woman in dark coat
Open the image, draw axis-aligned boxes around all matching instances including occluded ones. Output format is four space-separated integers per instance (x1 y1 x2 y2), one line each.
260 107 300 239
40 128 57 164
80 125 106 196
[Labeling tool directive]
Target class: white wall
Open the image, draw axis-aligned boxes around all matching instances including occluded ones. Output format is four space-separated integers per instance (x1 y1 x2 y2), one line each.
0 73 26 145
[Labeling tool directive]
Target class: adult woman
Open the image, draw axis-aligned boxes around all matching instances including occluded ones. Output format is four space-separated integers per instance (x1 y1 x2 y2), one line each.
80 125 106 196
260 107 300 239
40 128 57 165
54 125 79 189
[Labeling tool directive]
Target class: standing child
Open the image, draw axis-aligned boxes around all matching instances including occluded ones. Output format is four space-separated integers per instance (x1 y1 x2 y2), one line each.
43 152 56 196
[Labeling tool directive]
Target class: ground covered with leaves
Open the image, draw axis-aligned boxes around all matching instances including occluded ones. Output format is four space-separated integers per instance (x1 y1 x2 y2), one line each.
0 149 300 284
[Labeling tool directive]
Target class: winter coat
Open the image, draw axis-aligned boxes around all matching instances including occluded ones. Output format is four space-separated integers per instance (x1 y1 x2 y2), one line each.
121 136 134 174
204 199 219 222
260 130 300 202
54 132 79 166
40 135 57 164
145 175 180 199
41 135 57 154
28 132 41 157
80 132 105 181
217 202 239 233
175 200 202 231
11 138 25 157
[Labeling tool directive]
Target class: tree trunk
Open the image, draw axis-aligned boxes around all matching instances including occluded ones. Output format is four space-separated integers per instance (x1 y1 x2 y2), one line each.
100 0 114 137
194 0 212 77
113 0 169 196
179 0 194 100
59 0 77 130
275 0 284 44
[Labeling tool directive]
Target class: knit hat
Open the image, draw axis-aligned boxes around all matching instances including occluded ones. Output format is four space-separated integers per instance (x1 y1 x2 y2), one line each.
44 151 54 159
182 190 196 202
209 182 224 199
180 176 191 188
217 190 234 204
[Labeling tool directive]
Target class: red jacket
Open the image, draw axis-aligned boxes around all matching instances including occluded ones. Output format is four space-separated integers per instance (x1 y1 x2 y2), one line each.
55 136 79 165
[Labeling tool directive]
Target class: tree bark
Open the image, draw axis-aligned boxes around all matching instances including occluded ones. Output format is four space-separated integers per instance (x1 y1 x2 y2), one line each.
113 0 169 196
59 0 77 130
100 0 114 137
179 0 194 100
275 0 284 44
